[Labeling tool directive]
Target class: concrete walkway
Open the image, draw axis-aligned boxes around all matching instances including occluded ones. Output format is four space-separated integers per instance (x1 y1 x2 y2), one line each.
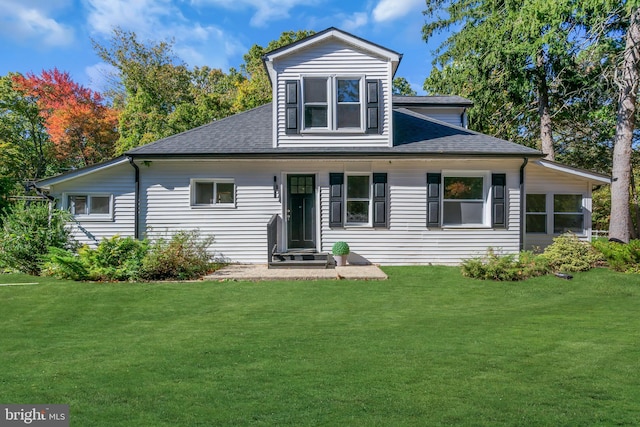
204 264 387 281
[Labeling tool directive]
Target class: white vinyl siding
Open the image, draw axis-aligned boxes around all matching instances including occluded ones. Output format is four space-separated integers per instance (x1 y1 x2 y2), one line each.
45 157 584 265
274 40 391 147
45 162 136 247
524 162 595 250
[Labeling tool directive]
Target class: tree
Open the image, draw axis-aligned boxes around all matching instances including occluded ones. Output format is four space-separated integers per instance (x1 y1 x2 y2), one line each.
609 6 640 242
233 30 315 111
0 73 55 201
393 77 417 96
94 28 246 153
13 69 118 169
422 0 598 159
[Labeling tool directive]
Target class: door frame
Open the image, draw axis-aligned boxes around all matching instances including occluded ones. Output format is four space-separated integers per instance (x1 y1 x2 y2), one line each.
283 172 319 251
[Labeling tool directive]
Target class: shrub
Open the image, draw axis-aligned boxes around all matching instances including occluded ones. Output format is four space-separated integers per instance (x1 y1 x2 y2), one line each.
42 236 149 281
542 233 602 272
461 249 550 281
592 239 640 273
0 200 74 275
139 230 215 280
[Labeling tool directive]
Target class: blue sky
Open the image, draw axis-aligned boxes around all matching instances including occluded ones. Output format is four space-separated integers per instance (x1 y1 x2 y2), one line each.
0 0 446 95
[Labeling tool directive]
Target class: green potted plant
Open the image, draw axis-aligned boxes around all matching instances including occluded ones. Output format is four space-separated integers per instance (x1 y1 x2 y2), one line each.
332 241 350 266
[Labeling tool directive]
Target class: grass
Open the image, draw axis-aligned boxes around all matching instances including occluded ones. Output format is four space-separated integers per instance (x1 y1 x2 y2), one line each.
1 267 639 426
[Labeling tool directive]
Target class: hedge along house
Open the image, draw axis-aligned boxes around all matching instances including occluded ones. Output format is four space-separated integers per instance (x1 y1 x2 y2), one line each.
36 28 610 267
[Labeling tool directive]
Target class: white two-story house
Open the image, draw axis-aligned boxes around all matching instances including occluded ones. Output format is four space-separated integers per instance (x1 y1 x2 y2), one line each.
37 28 609 266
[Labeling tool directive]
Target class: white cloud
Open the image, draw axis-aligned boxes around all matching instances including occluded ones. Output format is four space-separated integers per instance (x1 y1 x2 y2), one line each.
192 0 314 27
340 12 369 32
0 0 74 47
84 0 246 70
372 0 423 23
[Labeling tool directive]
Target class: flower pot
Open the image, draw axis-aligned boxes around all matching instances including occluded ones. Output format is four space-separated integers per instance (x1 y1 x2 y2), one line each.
334 254 347 266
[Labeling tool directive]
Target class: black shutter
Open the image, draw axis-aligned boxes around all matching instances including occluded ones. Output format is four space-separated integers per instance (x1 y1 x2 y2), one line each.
285 80 299 134
372 173 388 228
365 79 381 134
492 173 507 228
329 173 344 227
427 173 441 228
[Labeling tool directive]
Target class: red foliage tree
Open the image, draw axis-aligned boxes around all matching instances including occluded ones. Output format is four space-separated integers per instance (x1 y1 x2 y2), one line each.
12 68 118 168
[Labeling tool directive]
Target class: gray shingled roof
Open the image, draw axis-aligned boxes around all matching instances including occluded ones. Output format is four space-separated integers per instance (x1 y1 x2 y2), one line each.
393 95 473 107
126 102 542 158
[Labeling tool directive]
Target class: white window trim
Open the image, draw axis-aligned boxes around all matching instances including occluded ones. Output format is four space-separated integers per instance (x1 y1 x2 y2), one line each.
300 75 366 133
63 193 114 222
190 178 236 209
525 193 547 234
552 193 585 235
525 193 586 236
441 170 491 228
344 172 372 227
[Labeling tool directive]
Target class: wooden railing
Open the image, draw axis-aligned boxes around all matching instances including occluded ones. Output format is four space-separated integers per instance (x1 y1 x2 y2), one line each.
267 214 279 264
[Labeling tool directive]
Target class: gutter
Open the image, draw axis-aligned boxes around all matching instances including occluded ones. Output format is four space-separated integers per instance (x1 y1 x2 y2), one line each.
519 157 529 251
127 156 140 240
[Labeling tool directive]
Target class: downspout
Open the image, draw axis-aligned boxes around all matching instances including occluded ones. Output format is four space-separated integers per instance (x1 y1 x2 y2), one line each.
519 157 529 251
127 156 140 240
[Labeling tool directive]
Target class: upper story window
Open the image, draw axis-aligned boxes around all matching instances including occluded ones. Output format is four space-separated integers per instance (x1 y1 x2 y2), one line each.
302 76 364 131
286 77 380 135
191 179 235 208
66 194 113 221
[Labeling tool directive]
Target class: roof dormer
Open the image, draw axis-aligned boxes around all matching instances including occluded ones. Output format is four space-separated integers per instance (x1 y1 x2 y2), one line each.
263 28 402 148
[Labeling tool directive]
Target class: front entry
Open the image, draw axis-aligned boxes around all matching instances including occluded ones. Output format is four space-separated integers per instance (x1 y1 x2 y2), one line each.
287 174 316 249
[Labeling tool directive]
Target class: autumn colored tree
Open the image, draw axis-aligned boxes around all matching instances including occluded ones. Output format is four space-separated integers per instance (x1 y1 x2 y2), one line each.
13 69 117 169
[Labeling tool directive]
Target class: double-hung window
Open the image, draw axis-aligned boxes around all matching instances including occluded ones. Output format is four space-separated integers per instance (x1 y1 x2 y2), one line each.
329 172 388 228
301 76 365 131
525 194 547 233
346 174 370 224
191 179 235 207
553 194 583 233
427 171 505 228
286 76 380 134
525 193 584 234
67 194 113 220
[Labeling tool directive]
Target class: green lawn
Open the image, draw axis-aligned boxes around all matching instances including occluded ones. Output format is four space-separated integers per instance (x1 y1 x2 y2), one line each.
1 267 639 426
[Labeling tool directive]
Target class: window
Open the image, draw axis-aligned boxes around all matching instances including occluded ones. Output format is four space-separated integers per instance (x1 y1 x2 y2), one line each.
346 175 370 224
191 179 235 207
329 172 388 228
303 77 328 128
337 78 361 128
554 194 583 233
67 194 112 219
526 194 547 233
427 172 504 228
302 76 365 131
524 193 585 235
442 175 486 226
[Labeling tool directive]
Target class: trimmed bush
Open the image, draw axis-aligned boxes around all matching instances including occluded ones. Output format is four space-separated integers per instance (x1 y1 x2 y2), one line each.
542 233 602 272
461 249 550 281
0 200 74 275
332 241 350 255
593 239 640 273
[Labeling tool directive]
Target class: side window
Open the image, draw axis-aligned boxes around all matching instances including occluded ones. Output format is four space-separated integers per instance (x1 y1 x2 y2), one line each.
191 180 235 207
553 194 583 233
526 194 547 233
346 174 371 225
67 194 113 220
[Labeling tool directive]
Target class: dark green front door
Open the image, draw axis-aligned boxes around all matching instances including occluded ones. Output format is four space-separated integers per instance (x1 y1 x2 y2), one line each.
287 174 316 249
